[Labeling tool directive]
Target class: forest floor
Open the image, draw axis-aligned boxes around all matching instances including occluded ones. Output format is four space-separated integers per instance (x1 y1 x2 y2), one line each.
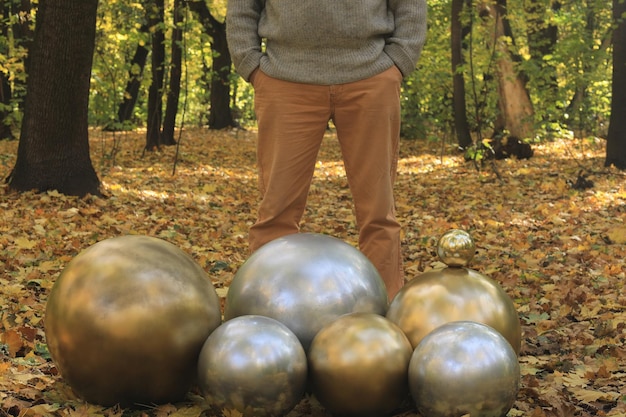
0 128 625 417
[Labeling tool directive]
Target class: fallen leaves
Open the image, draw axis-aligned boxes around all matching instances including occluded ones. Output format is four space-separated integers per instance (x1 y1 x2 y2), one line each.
606 226 626 244
1 128 625 416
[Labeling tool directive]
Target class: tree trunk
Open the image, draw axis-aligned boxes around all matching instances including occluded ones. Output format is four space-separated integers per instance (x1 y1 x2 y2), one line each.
115 24 150 129
188 0 236 129
146 0 165 151
481 1 535 140
605 0 626 169
451 0 473 149
207 21 234 129
161 0 183 144
6 0 101 197
0 71 12 140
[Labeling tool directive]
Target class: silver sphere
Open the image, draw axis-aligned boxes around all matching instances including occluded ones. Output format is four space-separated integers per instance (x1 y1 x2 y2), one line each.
45 235 222 406
409 321 520 417
386 266 521 354
308 313 413 417
224 233 388 351
437 229 476 267
197 315 307 417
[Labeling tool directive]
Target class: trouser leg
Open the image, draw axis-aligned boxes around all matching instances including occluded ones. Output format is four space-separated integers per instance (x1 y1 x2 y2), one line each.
249 71 331 252
332 66 404 300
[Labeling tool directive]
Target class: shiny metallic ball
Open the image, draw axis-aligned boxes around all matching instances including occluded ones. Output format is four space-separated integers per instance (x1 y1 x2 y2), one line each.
409 321 520 417
308 313 413 417
197 315 307 417
224 233 388 351
45 235 222 406
386 267 521 354
437 229 476 267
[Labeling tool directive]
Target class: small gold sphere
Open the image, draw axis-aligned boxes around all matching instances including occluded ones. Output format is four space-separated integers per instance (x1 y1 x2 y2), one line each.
197 315 307 417
308 313 413 417
437 229 476 267
409 321 520 417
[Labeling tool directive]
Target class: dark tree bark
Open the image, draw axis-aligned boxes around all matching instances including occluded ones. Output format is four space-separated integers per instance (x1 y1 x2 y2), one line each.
145 0 166 151
115 24 150 129
189 0 236 129
605 0 626 169
0 72 12 140
161 0 183 144
451 0 473 149
6 0 101 197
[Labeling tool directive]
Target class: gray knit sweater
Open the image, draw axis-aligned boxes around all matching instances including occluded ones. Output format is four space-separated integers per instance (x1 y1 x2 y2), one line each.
226 0 428 85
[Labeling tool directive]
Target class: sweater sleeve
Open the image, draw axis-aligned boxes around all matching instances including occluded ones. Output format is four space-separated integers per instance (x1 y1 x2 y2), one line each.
226 0 264 82
385 0 428 77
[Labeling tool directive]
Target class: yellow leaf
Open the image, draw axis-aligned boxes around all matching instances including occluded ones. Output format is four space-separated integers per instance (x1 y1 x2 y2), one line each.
222 409 244 417
37 260 59 273
606 226 626 244
215 287 229 298
562 372 587 387
22 404 61 417
168 406 204 417
15 237 37 249
66 404 107 417
571 388 620 403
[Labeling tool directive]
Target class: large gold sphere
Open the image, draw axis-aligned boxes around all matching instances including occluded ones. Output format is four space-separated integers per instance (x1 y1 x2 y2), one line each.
45 235 222 406
386 267 521 354
437 229 476 267
409 321 520 417
197 315 307 417
308 313 413 417
224 233 388 351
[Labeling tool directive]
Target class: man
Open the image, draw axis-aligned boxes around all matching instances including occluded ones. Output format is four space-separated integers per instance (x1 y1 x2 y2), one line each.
226 0 427 300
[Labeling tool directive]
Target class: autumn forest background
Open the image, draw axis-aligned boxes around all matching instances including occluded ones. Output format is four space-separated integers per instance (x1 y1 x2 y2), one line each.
1 0 625 416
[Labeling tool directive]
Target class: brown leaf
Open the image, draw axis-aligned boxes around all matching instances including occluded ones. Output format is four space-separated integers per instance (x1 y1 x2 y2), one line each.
1 329 23 357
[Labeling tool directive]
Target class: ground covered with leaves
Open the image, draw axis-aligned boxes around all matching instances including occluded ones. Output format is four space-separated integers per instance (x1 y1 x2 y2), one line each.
1 128 625 417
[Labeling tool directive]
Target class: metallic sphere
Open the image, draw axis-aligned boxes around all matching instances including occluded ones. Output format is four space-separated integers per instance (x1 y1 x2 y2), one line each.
308 313 413 417
437 229 476 267
197 315 307 417
45 235 222 406
224 233 388 351
409 321 520 417
386 267 521 354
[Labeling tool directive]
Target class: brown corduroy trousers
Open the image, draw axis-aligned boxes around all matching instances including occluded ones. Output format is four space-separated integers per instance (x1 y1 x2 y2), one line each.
249 66 404 300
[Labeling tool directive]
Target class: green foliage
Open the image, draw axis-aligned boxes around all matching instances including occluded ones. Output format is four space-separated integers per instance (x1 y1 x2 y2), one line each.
0 3 31 137
463 138 494 163
230 72 256 127
89 0 220 129
401 0 453 140
511 0 613 138
90 0 147 127
0 0 618 142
